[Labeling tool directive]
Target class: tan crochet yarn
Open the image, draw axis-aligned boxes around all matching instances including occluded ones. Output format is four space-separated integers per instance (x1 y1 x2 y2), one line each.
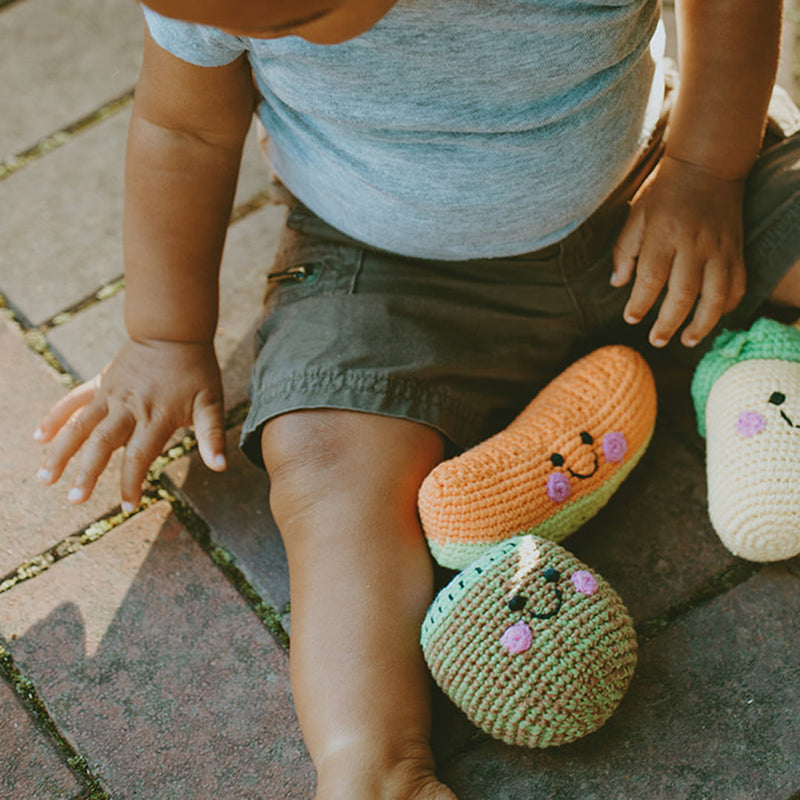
421 534 637 748
419 345 657 569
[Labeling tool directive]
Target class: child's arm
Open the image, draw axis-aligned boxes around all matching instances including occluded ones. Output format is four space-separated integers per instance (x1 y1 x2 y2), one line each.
35 28 256 511
612 0 782 347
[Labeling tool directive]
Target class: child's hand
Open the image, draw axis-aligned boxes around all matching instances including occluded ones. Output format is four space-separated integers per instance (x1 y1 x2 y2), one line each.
611 154 747 348
34 338 227 512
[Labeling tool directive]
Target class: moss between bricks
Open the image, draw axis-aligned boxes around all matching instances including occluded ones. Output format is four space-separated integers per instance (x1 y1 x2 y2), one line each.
163 488 291 652
44 277 126 332
0 91 134 183
0 495 161 595
0 645 113 799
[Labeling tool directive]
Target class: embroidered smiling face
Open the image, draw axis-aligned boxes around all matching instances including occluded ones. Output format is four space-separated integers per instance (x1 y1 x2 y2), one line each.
737 389 800 438
500 563 599 654
546 430 629 504
709 360 800 446
496 536 600 654
420 534 638 748
704 358 800 561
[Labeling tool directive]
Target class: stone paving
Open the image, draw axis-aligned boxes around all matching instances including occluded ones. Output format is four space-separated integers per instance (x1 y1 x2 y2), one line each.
1 2 799 799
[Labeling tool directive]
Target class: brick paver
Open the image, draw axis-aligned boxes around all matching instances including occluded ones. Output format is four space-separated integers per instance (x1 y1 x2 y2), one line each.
567 420 738 624
0 110 129 326
46 291 126 382
46 200 285 408
164 427 290 616
0 0 142 162
0 679 82 800
0 503 313 800
0 317 124 576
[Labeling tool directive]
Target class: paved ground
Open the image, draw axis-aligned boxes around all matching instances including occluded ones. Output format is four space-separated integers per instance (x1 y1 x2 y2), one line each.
2 2 799 799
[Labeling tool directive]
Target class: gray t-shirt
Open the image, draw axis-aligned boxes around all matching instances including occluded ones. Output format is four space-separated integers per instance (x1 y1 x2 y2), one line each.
142 0 665 260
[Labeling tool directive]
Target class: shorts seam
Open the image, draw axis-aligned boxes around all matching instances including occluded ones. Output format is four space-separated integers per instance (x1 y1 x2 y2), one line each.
254 369 481 416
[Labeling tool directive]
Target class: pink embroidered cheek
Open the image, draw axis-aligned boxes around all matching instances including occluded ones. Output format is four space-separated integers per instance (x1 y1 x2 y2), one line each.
570 570 598 596
737 410 766 438
602 431 627 463
547 471 572 503
500 620 533 654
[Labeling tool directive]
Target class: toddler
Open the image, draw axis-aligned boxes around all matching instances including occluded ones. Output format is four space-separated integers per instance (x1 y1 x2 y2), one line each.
34 0 800 797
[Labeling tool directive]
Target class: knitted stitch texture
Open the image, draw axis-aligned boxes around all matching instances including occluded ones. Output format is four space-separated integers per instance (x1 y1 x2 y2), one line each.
691 318 800 438
419 345 657 569
692 318 800 561
421 534 637 748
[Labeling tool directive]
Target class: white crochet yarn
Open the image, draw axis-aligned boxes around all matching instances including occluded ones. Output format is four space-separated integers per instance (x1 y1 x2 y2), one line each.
705 359 800 561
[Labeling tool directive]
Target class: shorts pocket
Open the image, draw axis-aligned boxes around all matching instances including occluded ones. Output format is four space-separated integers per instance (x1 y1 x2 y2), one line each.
262 224 364 310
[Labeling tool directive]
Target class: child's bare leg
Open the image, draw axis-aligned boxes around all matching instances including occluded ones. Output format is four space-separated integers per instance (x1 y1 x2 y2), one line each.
261 410 457 800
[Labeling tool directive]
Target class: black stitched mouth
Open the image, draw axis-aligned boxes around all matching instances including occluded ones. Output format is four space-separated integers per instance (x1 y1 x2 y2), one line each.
779 409 800 429
769 392 799 428
529 585 563 619
567 451 599 480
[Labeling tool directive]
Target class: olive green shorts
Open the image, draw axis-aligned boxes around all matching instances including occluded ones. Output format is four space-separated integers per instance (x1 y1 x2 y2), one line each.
240 85 800 469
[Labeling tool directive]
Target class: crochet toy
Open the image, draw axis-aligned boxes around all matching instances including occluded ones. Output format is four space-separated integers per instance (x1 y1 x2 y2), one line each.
691 317 800 562
421 533 637 748
419 345 657 570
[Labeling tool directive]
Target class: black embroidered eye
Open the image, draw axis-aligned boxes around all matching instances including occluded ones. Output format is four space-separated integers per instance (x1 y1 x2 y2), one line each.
550 453 564 467
770 392 786 406
543 567 560 582
507 594 528 611
580 431 594 445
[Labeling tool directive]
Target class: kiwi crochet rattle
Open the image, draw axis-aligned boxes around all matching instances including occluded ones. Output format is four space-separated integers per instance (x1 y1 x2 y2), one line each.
691 317 800 562
418 345 657 747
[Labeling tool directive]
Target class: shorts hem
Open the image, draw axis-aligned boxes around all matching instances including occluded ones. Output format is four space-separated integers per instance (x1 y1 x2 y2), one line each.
239 369 485 470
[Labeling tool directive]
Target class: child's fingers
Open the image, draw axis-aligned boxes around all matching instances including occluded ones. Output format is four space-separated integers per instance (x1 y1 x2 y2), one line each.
192 394 227 472
34 378 100 444
681 257 744 347
647 251 704 347
611 205 644 287
622 240 674 330
119 418 174 512
67 411 136 504
723 257 747 314
38 401 108 486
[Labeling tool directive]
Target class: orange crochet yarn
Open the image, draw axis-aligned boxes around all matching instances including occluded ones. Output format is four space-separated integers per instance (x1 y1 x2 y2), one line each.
419 345 657 569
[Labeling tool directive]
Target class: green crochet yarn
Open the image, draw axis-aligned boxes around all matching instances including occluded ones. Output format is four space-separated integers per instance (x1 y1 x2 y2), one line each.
692 318 800 438
421 534 637 749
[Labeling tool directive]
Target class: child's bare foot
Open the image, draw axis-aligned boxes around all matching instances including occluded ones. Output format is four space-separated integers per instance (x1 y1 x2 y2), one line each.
315 776 457 800
314 748 458 800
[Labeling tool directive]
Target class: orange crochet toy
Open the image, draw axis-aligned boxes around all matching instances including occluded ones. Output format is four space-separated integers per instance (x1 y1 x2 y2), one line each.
419 345 657 569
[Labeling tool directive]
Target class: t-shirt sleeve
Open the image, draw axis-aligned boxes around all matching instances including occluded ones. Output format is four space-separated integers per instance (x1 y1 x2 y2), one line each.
141 5 246 67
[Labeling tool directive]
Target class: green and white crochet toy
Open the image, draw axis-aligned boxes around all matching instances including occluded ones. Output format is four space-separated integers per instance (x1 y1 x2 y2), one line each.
421 533 637 748
692 317 800 562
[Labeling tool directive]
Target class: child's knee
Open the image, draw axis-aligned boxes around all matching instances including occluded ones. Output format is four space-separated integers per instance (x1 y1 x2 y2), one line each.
260 409 444 529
